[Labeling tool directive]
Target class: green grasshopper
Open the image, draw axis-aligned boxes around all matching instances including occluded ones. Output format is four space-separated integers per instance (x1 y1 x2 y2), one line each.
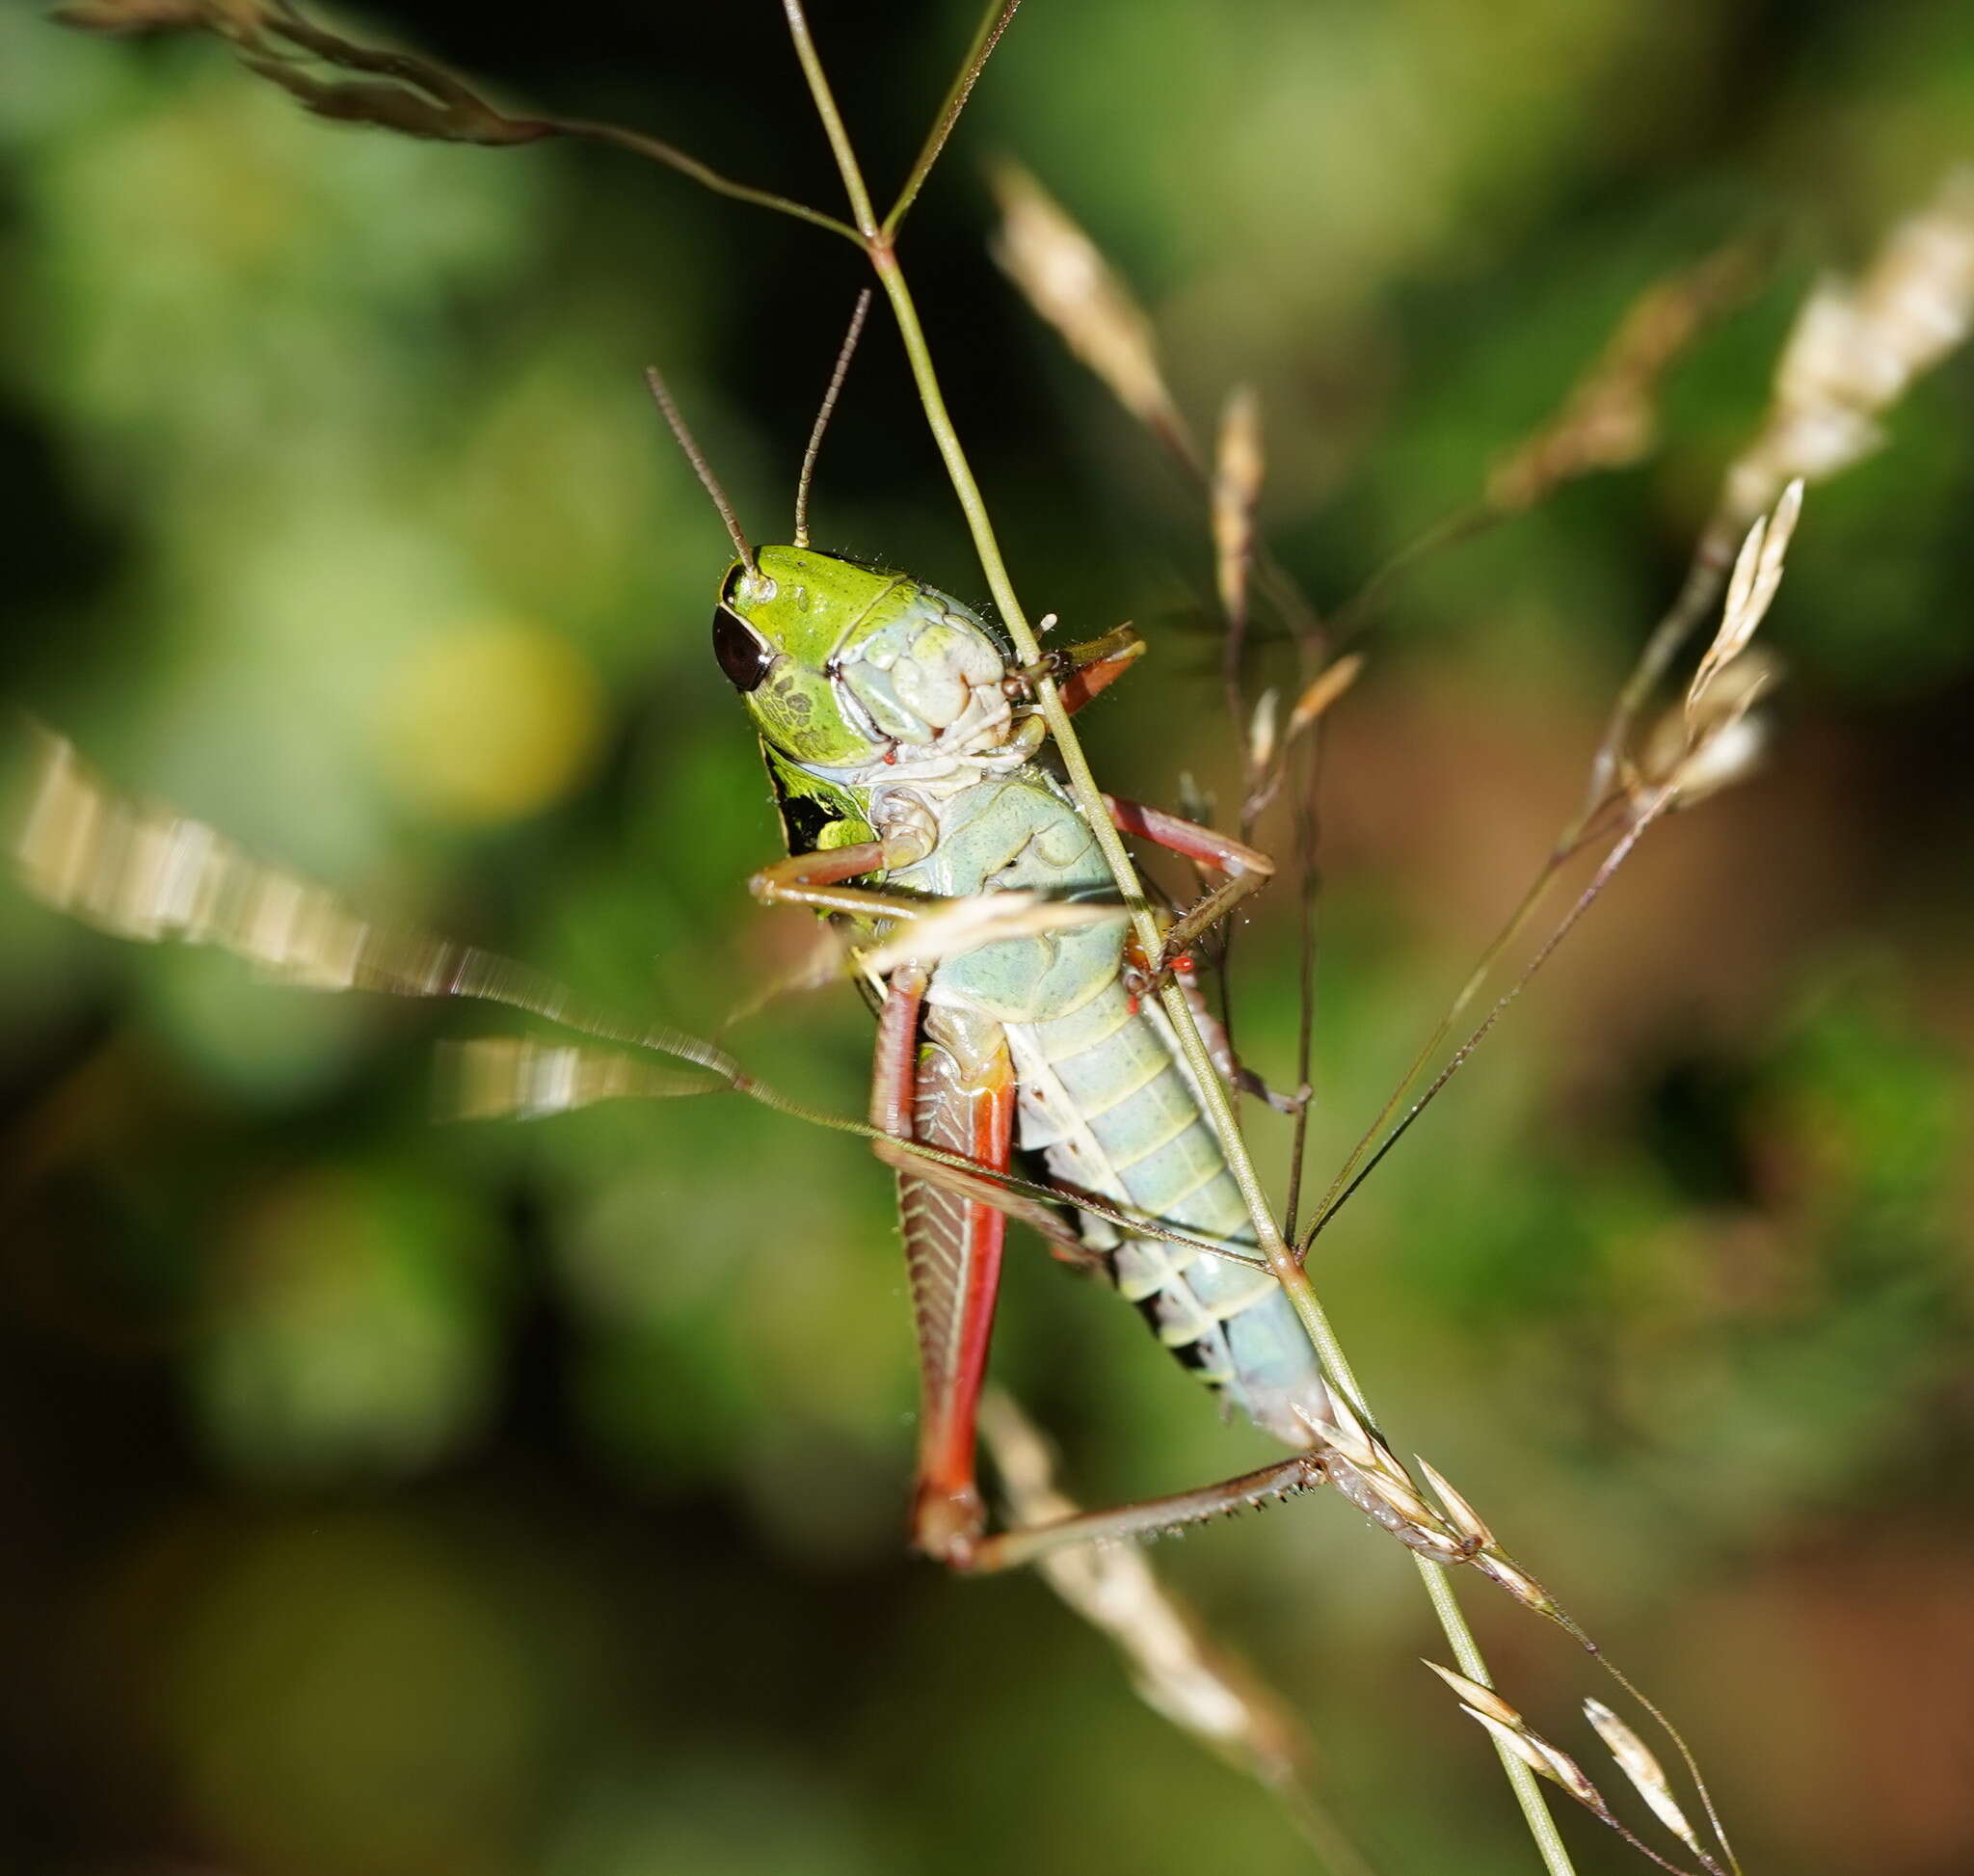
14 335 1352 1576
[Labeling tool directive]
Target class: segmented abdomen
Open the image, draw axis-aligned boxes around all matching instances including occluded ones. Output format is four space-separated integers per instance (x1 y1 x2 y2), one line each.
1006 975 1323 1446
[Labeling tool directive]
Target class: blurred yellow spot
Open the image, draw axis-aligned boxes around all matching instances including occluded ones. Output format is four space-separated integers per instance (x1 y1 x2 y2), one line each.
376 620 602 824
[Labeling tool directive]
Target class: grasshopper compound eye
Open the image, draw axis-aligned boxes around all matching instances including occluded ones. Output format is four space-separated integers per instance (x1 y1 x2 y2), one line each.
712 605 774 691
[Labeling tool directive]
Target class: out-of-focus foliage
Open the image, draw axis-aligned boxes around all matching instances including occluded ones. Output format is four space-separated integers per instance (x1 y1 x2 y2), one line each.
1 4 1971 1874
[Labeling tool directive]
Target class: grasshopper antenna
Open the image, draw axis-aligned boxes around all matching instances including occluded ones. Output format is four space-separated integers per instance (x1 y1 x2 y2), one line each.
643 365 758 578
793 289 872 549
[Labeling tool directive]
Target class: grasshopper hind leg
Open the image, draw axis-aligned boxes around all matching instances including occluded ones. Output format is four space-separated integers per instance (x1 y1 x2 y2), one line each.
869 965 1013 1564
869 966 1336 1574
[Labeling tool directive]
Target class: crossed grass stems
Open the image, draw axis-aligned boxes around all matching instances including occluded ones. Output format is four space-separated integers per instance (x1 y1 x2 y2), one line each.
41 1 1974 1870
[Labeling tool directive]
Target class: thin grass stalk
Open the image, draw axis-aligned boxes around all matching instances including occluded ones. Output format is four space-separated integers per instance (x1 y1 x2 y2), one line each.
884 0 1023 237
1300 843 1578 1253
1316 796 1672 1237
531 114 862 243
1281 728 1326 1242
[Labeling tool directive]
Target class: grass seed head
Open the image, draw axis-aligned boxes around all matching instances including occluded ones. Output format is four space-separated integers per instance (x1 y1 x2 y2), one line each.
1727 168 1974 522
858 892 1114 978
1486 237 1764 513
1688 478 1801 717
1632 481 1799 810
1361 1465 1443 1534
991 163 1184 443
1214 385 1264 628
442 1038 713 1121
1286 654 1364 743
1423 1660 1522 1729
1299 1380 1382 1472
1472 1550 1566 1622
59 0 552 146
979 1393 1311 1784
1646 710 1769 809
1585 1699 1705 1855
1247 687 1280 776
1460 1709 1608 1811
1416 1456 1497 1552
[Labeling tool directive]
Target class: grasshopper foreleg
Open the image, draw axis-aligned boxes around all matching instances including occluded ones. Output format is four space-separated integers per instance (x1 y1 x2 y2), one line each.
1005 623 1145 716
1107 799 1309 1109
748 831 935 922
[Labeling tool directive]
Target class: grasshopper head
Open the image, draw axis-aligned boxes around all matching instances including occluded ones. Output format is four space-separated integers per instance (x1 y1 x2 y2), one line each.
712 546 1020 769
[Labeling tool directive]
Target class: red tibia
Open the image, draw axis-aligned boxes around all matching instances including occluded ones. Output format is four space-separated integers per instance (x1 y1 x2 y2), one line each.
1105 793 1252 870
1059 647 1140 714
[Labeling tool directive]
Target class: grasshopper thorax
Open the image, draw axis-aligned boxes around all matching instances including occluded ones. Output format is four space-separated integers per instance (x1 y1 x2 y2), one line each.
712 546 1026 772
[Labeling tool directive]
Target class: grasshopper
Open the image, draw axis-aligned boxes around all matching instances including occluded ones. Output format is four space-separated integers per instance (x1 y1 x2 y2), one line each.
13 331 1357 1577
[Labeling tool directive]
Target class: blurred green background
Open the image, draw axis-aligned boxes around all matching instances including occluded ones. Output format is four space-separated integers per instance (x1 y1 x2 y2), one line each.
2 2 1971 1872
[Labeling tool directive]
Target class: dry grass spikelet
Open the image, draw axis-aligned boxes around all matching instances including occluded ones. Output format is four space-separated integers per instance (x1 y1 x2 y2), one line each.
990 163 1187 446
1488 238 1765 513
1637 480 1801 808
1286 654 1364 744
1425 1664 1606 1810
1213 385 1265 628
1585 1699 1707 1860
977 1391 1310 1782
1725 167 1974 525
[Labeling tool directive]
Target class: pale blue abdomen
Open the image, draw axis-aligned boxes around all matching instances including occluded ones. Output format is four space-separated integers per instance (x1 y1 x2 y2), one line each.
893 764 1323 1446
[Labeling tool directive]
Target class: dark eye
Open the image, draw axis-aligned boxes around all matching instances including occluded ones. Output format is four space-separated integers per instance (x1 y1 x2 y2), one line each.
712 607 773 691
